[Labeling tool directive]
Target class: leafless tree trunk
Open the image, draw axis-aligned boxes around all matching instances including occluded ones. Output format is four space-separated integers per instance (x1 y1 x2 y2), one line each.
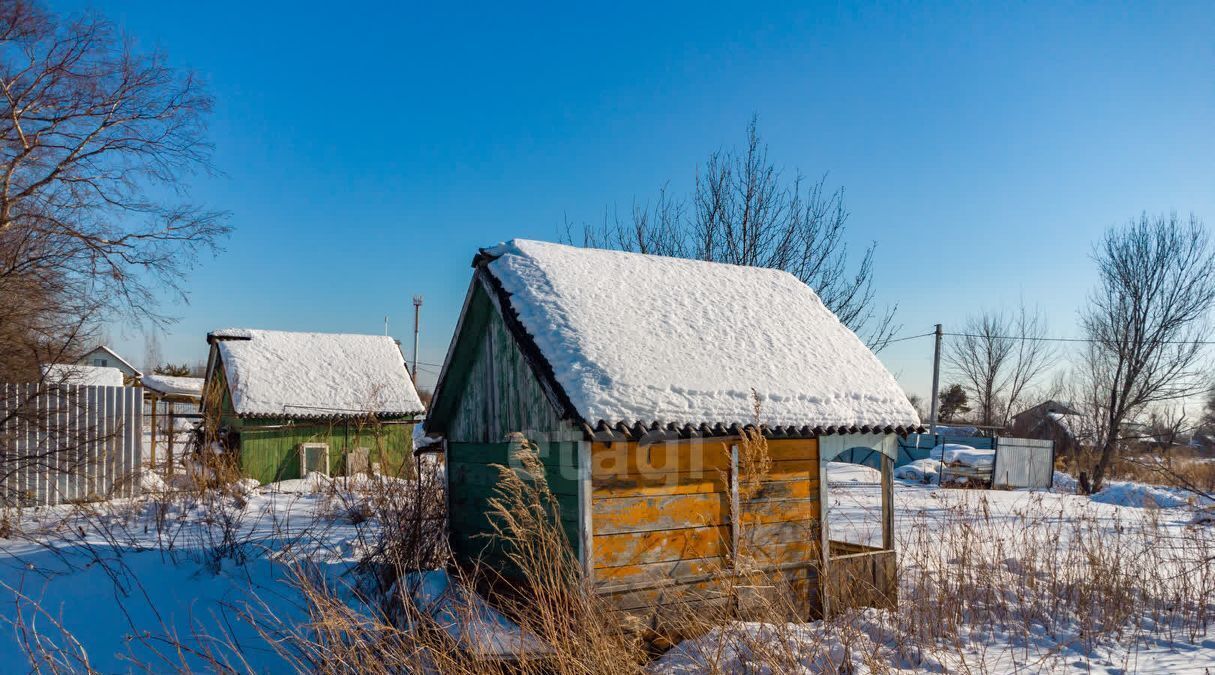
946 305 1054 427
565 117 898 349
1079 213 1215 493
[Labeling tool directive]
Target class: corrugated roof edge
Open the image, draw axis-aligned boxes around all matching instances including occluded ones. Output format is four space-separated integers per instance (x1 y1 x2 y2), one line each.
233 411 422 421
581 419 925 443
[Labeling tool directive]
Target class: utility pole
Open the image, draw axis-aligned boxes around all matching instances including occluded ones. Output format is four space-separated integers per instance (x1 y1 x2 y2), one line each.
928 323 943 437
383 315 388 336
412 295 423 384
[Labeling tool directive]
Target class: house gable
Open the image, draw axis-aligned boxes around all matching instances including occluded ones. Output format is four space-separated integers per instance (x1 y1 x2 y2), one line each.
429 278 569 443
79 345 142 378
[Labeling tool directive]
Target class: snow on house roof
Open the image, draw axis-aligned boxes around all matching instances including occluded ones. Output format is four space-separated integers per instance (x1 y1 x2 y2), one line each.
478 239 920 431
208 329 424 418
141 374 204 399
40 363 124 387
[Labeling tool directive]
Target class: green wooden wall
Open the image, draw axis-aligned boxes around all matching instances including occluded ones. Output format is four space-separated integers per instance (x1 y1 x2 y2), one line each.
236 420 415 483
447 439 581 574
440 281 571 444
436 277 589 576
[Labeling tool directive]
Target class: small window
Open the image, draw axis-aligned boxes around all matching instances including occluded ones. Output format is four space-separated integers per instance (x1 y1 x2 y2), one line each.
93 358 108 367
299 443 330 477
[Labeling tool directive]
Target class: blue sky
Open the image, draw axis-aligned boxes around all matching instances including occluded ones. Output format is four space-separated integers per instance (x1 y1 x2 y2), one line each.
79 1 1215 398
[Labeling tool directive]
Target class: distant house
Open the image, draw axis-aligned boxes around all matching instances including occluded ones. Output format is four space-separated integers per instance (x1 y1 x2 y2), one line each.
40 363 125 387
426 239 921 621
202 329 425 483
1010 400 1082 456
76 346 142 385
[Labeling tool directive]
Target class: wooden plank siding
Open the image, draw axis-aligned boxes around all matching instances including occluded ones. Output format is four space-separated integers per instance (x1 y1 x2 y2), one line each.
590 438 822 618
445 284 573 445
235 421 413 483
448 440 583 575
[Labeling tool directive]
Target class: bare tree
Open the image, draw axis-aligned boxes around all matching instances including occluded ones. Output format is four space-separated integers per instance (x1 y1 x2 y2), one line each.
0 0 228 380
946 305 1054 427
0 0 226 501
1078 213 1215 493
566 117 898 349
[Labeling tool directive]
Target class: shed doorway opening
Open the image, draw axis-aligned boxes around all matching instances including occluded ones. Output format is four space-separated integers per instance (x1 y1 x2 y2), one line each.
819 434 896 611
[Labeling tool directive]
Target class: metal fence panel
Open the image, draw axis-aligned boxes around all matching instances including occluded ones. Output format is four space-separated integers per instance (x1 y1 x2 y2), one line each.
896 434 995 466
992 437 1053 489
0 384 143 506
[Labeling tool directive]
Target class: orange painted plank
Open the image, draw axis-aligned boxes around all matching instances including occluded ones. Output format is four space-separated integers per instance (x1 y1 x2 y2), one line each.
594 525 730 569
592 472 728 498
590 438 819 478
593 492 729 535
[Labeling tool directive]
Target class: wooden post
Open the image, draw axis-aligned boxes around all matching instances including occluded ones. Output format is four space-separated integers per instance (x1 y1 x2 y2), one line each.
729 443 740 563
149 395 157 469
818 439 832 618
881 454 894 550
167 407 174 477
578 440 593 581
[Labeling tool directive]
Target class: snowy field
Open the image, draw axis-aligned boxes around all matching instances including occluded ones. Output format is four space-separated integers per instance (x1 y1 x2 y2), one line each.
0 467 1211 673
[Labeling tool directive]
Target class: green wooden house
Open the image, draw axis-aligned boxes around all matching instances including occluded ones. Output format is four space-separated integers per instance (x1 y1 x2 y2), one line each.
203 328 425 483
426 239 921 623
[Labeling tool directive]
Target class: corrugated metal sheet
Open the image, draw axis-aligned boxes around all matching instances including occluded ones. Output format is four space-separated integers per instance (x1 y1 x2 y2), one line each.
0 383 142 506
992 438 1054 489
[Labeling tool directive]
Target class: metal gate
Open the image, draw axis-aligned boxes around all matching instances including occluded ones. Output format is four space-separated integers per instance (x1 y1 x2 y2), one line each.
992 437 1054 489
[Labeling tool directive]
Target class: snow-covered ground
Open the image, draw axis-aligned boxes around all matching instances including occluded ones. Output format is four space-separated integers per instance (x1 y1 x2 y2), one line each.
814 463 1215 673
0 477 394 671
0 466 1210 673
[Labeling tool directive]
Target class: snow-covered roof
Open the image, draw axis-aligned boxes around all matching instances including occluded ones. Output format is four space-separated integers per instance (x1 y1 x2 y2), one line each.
208 328 424 419
141 374 204 399
476 239 920 431
40 363 124 387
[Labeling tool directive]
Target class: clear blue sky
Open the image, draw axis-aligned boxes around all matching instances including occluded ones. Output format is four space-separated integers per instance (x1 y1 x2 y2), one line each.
78 1 1214 398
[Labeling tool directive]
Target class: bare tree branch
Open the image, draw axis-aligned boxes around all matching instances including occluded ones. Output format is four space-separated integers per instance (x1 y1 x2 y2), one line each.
564 116 898 350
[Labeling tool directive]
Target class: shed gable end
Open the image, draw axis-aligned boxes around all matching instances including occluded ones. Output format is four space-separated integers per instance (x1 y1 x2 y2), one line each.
437 283 567 443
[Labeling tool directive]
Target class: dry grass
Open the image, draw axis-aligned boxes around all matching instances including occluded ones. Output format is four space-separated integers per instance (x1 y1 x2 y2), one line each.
897 491 1214 671
4 432 1214 673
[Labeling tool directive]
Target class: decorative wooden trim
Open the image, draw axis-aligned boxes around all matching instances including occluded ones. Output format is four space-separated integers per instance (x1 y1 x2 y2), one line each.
425 278 481 433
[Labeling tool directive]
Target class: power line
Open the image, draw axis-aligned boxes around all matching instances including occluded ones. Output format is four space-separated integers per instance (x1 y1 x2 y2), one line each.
943 332 1215 346
883 331 936 345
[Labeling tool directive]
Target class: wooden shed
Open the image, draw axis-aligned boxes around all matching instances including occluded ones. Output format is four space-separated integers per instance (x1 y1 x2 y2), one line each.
426 240 921 625
202 329 425 483
141 373 204 472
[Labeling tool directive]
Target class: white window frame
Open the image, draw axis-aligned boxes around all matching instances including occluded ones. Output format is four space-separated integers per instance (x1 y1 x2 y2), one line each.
299 443 330 477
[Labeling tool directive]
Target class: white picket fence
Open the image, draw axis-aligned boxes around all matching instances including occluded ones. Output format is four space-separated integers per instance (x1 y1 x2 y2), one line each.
0 384 143 506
